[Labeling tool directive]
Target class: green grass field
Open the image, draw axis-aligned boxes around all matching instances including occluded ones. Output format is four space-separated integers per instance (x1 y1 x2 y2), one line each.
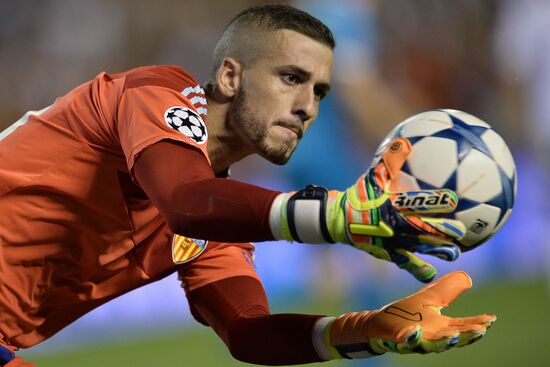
22 277 549 367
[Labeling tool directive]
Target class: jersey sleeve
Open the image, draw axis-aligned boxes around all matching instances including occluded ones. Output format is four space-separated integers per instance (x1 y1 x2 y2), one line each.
117 69 210 174
178 242 261 293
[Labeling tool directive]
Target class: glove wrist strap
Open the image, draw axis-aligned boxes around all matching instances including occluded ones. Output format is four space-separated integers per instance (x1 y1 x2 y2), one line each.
313 313 384 360
329 311 385 359
312 317 340 360
270 185 335 243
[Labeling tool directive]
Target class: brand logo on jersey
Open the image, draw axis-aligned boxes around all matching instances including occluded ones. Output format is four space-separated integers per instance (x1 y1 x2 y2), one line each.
393 190 457 213
164 106 207 144
172 235 208 264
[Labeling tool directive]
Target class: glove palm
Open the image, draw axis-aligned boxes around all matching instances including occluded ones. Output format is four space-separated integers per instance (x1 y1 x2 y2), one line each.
317 271 496 359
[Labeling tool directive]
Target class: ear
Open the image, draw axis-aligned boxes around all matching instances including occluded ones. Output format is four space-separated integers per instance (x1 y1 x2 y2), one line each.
215 57 242 98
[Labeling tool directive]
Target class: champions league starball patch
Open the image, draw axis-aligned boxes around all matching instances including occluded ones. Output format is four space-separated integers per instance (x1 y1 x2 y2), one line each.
172 235 208 264
164 106 207 144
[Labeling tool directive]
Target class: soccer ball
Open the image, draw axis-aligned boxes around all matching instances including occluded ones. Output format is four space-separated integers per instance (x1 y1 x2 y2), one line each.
373 109 517 251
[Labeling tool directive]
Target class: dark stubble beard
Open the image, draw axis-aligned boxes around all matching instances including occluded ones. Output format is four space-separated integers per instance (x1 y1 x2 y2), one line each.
229 87 297 165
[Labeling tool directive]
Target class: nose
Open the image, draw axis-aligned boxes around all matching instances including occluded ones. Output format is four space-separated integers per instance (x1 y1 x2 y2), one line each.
293 87 317 122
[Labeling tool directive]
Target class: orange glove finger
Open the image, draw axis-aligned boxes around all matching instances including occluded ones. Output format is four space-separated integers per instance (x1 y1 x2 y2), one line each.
421 317 491 350
412 270 472 307
419 323 490 353
373 137 413 188
449 314 497 328
404 325 471 353
457 324 486 334
4 356 36 367
455 328 488 348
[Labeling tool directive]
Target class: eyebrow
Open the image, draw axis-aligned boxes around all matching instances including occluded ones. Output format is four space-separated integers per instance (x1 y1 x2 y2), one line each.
280 65 331 97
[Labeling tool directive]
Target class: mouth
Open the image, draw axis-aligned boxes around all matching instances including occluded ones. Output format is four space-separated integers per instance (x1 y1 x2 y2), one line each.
275 121 303 139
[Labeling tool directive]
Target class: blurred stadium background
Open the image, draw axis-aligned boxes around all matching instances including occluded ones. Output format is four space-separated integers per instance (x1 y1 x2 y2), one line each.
1 0 549 366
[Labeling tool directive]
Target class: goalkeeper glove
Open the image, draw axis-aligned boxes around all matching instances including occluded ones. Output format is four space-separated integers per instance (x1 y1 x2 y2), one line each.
270 137 466 282
312 270 496 360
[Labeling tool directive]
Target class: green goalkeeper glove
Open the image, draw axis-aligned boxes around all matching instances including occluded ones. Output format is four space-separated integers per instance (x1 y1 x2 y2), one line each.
270 137 466 282
312 271 496 360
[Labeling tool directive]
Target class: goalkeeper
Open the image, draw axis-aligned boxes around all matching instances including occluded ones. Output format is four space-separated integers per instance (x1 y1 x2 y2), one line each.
0 4 494 366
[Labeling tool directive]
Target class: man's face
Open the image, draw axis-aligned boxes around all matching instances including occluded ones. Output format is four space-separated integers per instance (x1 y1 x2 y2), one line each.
228 29 334 165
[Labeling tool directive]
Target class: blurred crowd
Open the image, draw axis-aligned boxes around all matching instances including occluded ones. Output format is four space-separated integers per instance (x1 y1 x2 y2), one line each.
1 0 549 360
1 0 545 153
1 0 547 157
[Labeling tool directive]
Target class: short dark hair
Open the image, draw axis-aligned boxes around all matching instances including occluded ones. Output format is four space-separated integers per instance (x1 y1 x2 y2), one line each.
208 4 335 84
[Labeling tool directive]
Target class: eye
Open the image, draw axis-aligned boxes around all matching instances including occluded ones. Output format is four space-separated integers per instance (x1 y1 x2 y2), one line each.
283 73 299 84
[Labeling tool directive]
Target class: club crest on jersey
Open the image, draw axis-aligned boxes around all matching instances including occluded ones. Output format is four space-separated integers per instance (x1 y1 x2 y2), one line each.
172 234 208 264
393 189 458 213
164 106 207 144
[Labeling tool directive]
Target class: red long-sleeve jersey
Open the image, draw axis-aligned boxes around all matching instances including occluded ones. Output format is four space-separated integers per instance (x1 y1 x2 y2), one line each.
0 65 278 350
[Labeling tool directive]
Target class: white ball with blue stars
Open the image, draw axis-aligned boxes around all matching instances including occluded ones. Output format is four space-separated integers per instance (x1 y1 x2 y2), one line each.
373 109 517 251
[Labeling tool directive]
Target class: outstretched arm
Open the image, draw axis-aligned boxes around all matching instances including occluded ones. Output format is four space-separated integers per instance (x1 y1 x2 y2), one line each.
186 271 495 365
135 139 465 282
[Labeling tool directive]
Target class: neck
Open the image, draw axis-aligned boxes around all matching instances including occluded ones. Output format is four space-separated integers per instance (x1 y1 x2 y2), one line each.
204 90 254 174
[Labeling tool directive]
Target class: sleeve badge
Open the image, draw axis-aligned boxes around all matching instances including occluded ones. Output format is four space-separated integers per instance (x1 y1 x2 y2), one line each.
164 106 207 144
172 234 208 264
